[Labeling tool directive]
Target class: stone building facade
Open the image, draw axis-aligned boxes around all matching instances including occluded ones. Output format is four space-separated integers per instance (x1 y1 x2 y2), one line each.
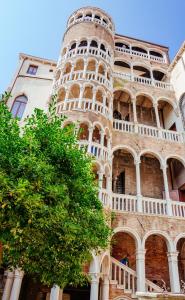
2 6 185 300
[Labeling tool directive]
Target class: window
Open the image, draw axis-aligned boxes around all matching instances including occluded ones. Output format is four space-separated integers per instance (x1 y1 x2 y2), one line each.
27 65 38 75
11 95 28 119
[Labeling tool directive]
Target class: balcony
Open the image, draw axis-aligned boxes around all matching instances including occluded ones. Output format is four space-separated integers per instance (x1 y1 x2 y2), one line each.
115 46 166 63
112 193 185 218
113 119 184 143
114 71 172 90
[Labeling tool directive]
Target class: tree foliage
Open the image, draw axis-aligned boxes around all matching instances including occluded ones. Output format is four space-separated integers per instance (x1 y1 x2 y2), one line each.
0 94 111 288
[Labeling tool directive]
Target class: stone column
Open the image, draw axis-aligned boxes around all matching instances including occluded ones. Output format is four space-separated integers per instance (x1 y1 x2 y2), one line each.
135 159 142 212
9 269 24 300
161 164 172 216
132 98 137 123
88 127 93 153
50 285 63 300
83 60 88 79
63 88 69 110
78 86 84 108
167 251 180 293
92 86 97 110
90 273 99 300
102 275 109 300
69 63 75 80
153 103 161 128
136 250 146 292
2 271 14 300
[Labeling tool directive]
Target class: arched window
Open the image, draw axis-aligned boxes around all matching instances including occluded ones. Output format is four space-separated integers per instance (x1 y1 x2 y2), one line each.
11 95 28 119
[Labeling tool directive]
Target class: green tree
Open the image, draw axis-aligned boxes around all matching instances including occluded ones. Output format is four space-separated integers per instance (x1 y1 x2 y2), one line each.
0 94 111 288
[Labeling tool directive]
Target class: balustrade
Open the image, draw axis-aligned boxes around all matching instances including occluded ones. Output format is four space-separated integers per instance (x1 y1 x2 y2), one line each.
114 71 172 90
115 46 166 63
112 193 137 212
57 98 110 119
113 119 184 144
62 46 112 64
58 70 112 90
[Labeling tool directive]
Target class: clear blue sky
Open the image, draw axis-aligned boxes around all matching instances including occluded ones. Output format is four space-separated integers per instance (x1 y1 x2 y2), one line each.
1 0 185 93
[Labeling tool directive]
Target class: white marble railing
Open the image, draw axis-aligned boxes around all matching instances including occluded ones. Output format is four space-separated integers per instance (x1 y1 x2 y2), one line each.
113 119 184 143
110 257 137 293
57 99 110 119
114 71 172 90
142 197 167 216
112 193 185 219
69 16 113 34
78 140 110 162
63 46 112 64
59 70 112 90
99 188 109 206
110 257 162 294
112 193 137 213
172 201 185 218
115 46 166 63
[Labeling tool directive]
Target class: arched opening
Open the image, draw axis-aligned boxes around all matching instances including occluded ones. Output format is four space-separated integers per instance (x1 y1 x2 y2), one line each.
113 90 133 121
149 50 163 58
90 40 98 48
83 85 93 99
92 125 101 144
132 46 147 54
68 84 80 99
140 153 163 198
74 59 84 71
92 163 100 183
76 14 83 19
153 70 165 81
58 88 66 102
70 42 76 50
158 100 176 130
167 158 185 202
98 64 105 75
79 40 87 47
94 14 101 20
78 123 89 141
87 59 96 72
133 65 151 78
85 12 92 18
96 89 103 103
63 62 72 74
115 42 130 49
145 234 170 290
100 43 106 52
114 61 131 75
179 93 185 130
136 94 156 126
111 232 136 270
112 149 136 195
177 238 185 284
11 95 28 119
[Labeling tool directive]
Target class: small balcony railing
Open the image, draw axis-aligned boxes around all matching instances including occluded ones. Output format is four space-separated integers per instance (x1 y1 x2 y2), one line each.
115 46 166 63
112 193 185 218
113 71 172 90
113 119 184 144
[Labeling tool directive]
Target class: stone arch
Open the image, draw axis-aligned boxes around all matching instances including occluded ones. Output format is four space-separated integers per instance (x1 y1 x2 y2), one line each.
149 48 165 58
113 227 142 250
83 84 93 99
98 63 106 75
74 58 84 71
139 149 163 168
96 88 104 103
100 252 110 276
68 83 81 99
156 96 177 110
87 58 97 72
57 87 66 102
89 252 100 274
131 43 148 53
142 230 174 252
63 62 72 74
135 92 154 105
112 145 138 163
175 233 185 249
114 57 132 68
165 155 185 168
